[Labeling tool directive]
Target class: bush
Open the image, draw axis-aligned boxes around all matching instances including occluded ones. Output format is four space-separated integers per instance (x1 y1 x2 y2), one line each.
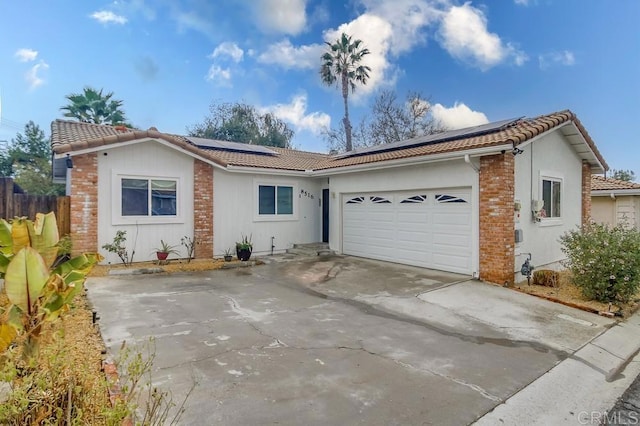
561 221 640 303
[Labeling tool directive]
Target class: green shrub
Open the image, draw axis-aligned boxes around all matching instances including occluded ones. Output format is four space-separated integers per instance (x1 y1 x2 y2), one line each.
561 221 640 303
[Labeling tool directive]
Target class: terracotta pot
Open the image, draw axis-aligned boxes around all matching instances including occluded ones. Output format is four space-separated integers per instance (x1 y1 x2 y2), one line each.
156 251 169 261
224 255 233 262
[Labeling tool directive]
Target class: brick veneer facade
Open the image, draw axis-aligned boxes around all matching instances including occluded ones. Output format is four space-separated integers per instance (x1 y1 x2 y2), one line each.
193 160 214 258
479 153 515 285
581 161 592 225
70 153 98 255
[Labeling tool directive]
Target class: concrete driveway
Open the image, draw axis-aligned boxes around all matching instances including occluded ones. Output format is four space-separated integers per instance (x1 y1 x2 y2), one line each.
88 255 613 425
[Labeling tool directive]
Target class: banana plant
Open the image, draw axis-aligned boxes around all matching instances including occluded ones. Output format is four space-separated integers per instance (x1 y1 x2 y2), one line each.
0 212 103 358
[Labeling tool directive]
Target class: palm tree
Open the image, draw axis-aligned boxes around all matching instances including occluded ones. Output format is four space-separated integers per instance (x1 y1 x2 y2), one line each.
60 87 127 125
320 33 371 152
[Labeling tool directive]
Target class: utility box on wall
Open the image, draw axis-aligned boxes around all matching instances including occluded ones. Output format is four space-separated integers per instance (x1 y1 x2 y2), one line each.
515 228 523 243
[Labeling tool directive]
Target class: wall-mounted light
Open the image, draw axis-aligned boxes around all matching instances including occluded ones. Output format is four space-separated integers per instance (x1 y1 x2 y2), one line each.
512 147 524 156
65 154 73 169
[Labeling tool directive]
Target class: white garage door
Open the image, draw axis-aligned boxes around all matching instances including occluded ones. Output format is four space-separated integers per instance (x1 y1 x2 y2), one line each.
342 189 472 274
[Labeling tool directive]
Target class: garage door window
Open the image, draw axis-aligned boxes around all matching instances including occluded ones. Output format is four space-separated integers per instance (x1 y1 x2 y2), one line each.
259 185 293 215
436 194 468 203
401 195 427 204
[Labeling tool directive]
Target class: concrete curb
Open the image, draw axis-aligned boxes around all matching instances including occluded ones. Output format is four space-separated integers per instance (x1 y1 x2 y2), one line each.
108 267 165 276
475 310 640 425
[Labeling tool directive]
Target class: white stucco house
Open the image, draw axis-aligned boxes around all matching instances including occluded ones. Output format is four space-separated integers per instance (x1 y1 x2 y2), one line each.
51 110 607 285
591 175 640 229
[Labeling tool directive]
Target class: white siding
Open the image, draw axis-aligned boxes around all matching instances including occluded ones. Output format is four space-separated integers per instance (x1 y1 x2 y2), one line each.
328 160 479 275
514 131 583 276
97 141 194 264
213 171 322 256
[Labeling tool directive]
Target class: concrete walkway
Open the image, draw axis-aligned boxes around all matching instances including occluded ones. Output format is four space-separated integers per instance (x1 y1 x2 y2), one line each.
475 311 640 425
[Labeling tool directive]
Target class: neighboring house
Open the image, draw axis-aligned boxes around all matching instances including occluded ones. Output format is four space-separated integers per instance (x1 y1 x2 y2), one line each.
51 110 607 285
591 175 640 228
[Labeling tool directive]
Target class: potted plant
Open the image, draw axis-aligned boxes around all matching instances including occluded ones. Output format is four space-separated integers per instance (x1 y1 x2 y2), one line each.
223 247 234 262
235 234 252 261
153 239 180 261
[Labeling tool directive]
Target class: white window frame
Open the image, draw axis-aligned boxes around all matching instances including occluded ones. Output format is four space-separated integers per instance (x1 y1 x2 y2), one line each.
539 171 563 226
112 172 184 225
254 179 298 222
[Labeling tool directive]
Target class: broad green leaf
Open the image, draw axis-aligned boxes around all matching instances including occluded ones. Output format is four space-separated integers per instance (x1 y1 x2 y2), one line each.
5 247 49 313
0 324 17 353
53 253 103 276
10 218 29 254
7 305 23 331
43 293 64 317
0 219 12 255
27 214 59 268
0 253 10 277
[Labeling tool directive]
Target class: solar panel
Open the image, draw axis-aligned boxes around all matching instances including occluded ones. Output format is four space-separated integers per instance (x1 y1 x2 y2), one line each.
187 136 278 156
334 117 522 159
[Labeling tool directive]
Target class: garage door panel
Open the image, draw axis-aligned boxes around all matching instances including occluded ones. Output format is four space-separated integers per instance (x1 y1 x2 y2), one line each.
343 188 472 274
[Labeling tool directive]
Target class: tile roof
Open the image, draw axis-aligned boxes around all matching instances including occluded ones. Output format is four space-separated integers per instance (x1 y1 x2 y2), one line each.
592 175 640 191
51 109 607 173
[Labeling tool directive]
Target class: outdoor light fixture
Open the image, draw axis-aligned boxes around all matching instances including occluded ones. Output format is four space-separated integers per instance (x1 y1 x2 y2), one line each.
512 147 524 156
65 154 73 169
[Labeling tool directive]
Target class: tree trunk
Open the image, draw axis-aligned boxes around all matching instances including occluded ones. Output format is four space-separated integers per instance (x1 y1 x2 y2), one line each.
341 72 352 152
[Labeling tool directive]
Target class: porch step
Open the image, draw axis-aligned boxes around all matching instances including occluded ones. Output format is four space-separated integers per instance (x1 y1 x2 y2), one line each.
287 243 335 257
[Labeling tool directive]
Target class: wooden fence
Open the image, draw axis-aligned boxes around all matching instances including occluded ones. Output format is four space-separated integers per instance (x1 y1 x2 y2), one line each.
0 177 71 236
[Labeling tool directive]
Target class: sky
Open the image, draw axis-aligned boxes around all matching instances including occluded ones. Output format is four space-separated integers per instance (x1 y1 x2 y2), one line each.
0 0 639 175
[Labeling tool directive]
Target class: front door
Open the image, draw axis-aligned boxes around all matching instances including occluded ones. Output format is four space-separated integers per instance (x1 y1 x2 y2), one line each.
322 188 329 243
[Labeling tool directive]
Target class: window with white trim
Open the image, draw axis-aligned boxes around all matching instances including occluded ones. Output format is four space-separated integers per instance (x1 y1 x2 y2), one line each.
121 178 177 217
258 185 293 215
541 177 561 218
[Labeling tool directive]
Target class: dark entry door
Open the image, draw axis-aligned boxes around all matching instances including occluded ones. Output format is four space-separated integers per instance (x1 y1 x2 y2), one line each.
322 188 329 243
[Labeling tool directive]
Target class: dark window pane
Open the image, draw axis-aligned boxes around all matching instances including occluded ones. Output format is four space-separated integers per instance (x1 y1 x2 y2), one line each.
151 180 177 216
552 181 561 217
122 179 148 216
259 185 276 214
542 180 551 217
277 186 293 214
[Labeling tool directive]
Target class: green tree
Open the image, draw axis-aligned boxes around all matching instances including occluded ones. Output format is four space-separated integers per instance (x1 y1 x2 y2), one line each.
610 169 636 182
320 32 371 152
60 87 128 125
188 101 294 148
0 121 64 195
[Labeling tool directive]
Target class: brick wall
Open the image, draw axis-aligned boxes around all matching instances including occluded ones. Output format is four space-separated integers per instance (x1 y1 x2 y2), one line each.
479 153 515 285
581 161 592 226
69 153 98 255
193 160 214 258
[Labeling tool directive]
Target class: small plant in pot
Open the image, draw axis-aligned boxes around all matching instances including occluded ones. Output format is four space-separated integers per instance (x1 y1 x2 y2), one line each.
223 247 234 262
236 234 252 261
153 239 180 261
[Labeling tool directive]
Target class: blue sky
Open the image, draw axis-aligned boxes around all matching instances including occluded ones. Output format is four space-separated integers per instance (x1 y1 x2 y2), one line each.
0 0 638 174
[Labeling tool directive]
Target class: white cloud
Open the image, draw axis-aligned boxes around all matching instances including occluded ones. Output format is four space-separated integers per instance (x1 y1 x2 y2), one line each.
438 3 526 70
258 39 324 69
514 0 529 5
323 13 395 97
25 61 49 90
263 94 331 134
210 42 244 63
15 48 38 62
252 0 307 35
205 65 232 85
90 10 128 25
432 102 489 130
538 50 575 69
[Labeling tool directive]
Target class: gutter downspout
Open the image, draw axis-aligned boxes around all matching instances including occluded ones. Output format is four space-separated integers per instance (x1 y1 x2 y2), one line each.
464 154 479 173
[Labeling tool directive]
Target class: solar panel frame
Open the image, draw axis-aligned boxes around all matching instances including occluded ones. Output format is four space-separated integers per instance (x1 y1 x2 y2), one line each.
333 117 523 159
187 136 279 156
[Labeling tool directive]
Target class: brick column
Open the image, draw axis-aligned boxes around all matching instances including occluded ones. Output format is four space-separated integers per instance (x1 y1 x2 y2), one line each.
70 153 98 255
479 153 515 285
581 161 592 226
193 160 214 258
